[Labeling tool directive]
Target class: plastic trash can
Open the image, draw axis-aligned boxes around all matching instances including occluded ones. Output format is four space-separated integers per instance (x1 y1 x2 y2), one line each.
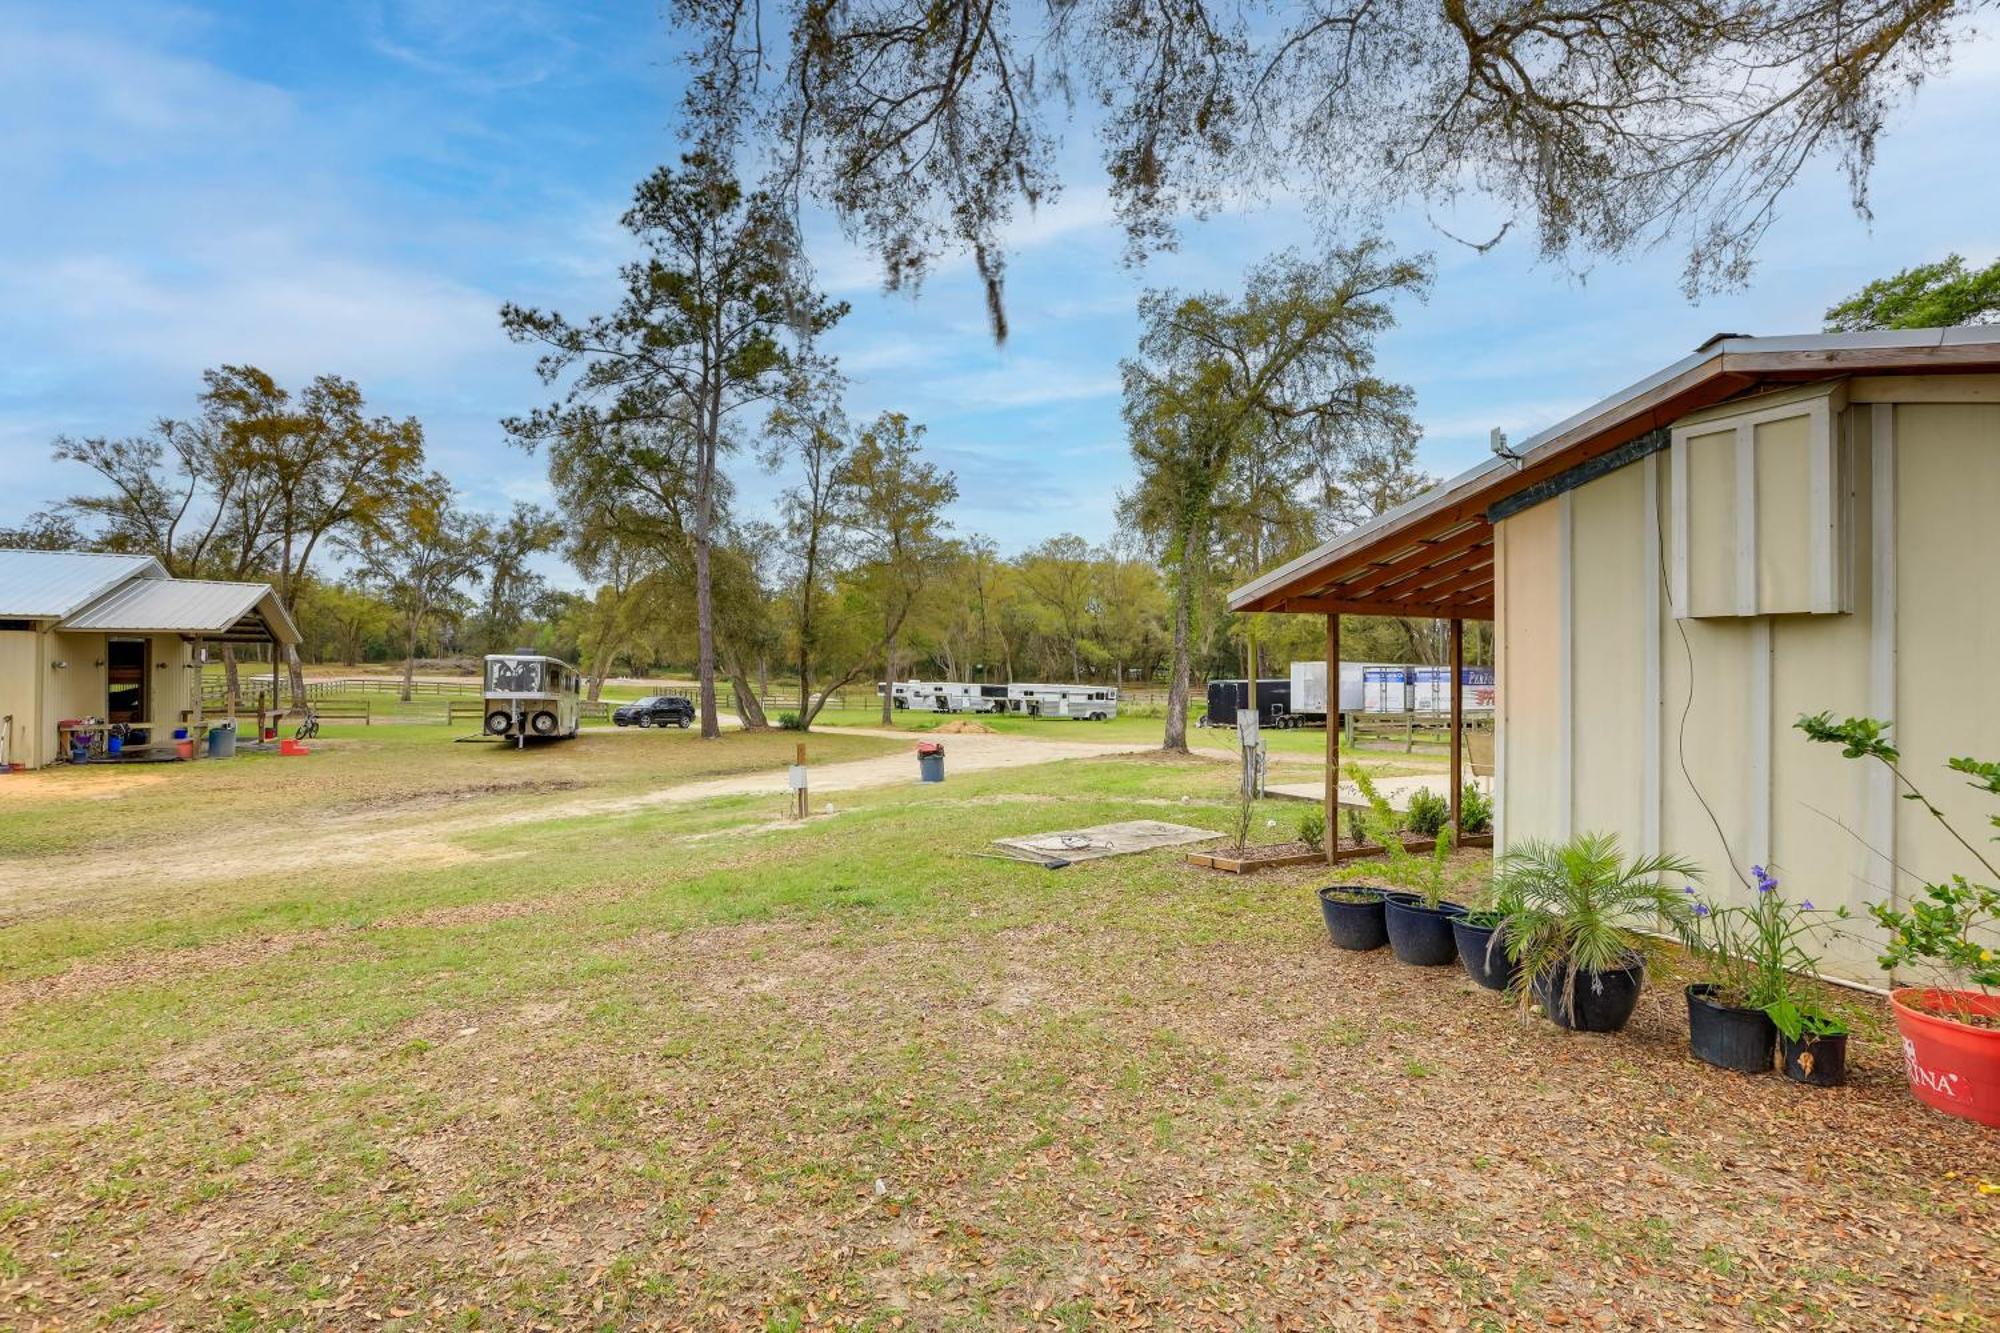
916 740 945 783
207 723 237 758
107 735 122 756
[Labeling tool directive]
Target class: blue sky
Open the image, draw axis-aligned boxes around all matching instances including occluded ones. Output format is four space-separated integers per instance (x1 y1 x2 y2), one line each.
4 0 1998 579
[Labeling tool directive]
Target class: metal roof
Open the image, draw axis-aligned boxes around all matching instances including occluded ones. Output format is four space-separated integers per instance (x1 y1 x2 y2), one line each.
0 549 165 618
1228 327 2000 616
60 576 301 644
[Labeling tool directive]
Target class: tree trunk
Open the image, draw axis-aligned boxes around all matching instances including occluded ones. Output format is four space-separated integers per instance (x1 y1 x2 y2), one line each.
1162 533 1198 754
730 668 770 729
286 642 307 705
222 645 241 716
693 485 720 740
879 631 896 726
401 624 418 703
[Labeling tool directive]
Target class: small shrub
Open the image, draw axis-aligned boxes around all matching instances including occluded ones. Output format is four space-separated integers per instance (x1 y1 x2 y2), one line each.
1459 783 1493 834
1405 787 1451 837
777 711 803 731
1353 768 1455 907
1297 806 1327 853
1344 806 1368 849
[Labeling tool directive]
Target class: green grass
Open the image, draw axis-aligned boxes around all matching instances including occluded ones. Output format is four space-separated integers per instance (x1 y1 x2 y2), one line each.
804 701 1443 762
0 739 1984 1329
0 723 898 862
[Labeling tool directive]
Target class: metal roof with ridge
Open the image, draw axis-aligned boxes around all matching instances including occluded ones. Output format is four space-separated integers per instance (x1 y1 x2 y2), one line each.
0 548 300 644
61 575 300 644
0 550 165 618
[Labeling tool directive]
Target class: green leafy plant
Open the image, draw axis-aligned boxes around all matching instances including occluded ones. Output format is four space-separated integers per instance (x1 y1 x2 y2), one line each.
1679 864 1850 1037
1797 713 2000 1022
1459 874 1525 930
1405 787 1450 837
777 710 803 731
1353 768 1454 907
1495 833 1700 1019
1459 783 1493 835
1296 805 1327 854
1344 807 1368 850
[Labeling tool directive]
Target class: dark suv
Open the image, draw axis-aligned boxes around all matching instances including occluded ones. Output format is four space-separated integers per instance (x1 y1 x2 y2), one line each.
613 695 696 729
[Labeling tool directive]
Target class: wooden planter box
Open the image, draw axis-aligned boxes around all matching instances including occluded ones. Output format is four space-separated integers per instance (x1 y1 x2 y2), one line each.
1186 831 1493 874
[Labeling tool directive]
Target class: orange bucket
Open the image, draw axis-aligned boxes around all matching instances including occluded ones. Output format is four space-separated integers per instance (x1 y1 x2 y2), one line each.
174 740 194 761
1889 988 2000 1127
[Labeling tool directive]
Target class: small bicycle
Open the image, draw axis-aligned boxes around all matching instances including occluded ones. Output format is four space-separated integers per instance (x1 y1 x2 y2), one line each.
294 705 320 741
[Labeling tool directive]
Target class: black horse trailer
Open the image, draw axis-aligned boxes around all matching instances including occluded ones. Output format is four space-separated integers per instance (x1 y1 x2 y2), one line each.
1201 678 1294 728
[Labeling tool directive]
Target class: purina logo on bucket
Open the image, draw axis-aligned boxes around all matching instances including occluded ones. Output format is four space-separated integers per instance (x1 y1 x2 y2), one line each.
1902 1037 1965 1100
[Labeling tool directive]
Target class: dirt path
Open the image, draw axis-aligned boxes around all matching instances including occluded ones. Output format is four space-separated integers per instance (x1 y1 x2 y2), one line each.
0 730 1156 917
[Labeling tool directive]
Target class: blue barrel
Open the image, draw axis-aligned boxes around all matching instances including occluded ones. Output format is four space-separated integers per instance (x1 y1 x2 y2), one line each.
207 723 237 758
916 742 945 783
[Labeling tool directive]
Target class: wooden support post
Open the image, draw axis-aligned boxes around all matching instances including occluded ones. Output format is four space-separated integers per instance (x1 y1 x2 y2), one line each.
792 741 809 819
1449 617 1464 836
1325 613 1339 864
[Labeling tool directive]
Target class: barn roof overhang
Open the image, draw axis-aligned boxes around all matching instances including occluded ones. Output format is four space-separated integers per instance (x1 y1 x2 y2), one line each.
58 578 301 646
1228 328 2000 619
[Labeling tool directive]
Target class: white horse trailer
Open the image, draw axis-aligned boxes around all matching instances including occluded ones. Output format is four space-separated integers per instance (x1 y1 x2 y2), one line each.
1003 683 1119 720
482 653 583 746
878 679 1118 720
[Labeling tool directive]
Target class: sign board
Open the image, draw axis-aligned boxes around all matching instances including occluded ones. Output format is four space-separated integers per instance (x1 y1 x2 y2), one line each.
1411 666 1497 713
1236 712 1261 749
787 765 809 791
1363 666 1408 714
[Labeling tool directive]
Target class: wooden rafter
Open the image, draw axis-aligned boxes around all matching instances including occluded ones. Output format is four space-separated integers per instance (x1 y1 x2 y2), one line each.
1331 522 1491 599
1370 542 1493 598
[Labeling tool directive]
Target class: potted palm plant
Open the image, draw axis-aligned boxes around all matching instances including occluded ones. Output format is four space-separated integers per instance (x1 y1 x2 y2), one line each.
1353 769 1461 966
1799 713 1999 1123
1496 834 1699 1032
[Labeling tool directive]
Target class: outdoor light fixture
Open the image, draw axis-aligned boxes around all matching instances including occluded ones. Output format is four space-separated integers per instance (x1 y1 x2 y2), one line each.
50 660 68 670
93 659 105 668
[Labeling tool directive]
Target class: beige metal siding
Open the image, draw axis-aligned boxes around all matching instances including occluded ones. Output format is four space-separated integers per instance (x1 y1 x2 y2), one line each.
1894 404 2000 920
0 630 38 768
1495 389 2000 982
1497 500 1563 844
1569 464 1648 842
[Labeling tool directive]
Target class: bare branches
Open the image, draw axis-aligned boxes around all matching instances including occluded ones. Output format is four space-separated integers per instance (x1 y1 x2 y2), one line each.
674 0 1982 326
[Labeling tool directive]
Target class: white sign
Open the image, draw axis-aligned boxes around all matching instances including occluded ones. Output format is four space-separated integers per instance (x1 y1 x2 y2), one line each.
787 765 809 791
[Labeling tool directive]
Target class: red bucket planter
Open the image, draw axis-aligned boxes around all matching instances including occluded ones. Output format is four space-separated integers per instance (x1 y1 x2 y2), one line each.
1889 988 2000 1127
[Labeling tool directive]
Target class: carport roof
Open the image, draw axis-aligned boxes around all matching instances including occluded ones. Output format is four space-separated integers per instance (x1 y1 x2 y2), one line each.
1227 327 2000 618
0 550 165 618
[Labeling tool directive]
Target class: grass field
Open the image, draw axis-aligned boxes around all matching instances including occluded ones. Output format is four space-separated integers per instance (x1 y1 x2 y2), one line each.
0 725 1992 1330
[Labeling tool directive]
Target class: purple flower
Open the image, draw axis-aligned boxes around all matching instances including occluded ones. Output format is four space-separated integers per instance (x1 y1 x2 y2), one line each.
1751 864 1777 894
1695 904 1711 916
1801 900 1815 910
1684 885 1697 895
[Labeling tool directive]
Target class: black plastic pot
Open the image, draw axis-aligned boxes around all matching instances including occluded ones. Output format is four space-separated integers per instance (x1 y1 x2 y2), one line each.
1532 958 1645 1032
1383 895 1462 967
1685 984 1776 1073
1317 886 1388 952
1780 1031 1849 1087
1451 916 1518 992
